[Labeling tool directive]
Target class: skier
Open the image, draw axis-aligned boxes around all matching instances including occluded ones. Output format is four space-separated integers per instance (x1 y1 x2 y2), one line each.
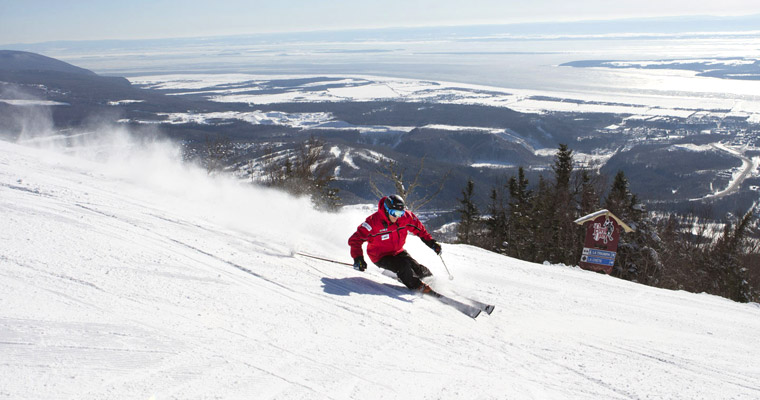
348 195 442 293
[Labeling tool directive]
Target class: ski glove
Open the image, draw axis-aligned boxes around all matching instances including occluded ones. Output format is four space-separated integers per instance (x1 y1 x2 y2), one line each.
424 239 442 255
353 256 367 272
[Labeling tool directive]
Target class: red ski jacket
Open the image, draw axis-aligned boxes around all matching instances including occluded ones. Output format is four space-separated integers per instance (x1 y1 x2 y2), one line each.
348 197 434 263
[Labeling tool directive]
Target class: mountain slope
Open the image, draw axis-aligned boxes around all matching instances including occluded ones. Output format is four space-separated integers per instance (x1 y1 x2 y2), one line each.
0 50 96 75
1 138 759 399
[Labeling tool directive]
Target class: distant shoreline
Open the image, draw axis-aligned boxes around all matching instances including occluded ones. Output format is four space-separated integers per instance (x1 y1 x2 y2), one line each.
562 58 760 81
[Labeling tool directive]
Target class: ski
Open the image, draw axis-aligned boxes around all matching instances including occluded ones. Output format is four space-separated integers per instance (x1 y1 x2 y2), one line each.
296 252 490 318
460 296 496 315
381 269 495 316
427 288 494 316
424 289 482 319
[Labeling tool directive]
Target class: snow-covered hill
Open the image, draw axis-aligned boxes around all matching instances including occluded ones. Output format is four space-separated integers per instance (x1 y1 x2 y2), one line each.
1 136 759 399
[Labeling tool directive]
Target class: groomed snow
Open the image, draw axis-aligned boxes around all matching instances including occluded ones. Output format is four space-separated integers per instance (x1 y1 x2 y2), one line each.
1 136 760 399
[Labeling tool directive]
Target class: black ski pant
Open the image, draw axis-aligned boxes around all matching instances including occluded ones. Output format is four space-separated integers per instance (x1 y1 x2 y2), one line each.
374 251 432 290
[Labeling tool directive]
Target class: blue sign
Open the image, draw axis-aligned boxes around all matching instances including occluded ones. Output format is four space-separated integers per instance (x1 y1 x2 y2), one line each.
581 255 616 266
582 248 617 259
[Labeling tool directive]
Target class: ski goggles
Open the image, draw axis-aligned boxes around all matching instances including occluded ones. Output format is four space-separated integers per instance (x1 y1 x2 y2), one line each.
385 205 405 218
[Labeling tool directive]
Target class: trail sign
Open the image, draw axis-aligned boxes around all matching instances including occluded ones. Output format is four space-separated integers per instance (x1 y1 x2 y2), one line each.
574 210 633 274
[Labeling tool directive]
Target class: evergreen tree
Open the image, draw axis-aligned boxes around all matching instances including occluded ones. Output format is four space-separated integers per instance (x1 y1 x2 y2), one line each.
531 175 554 263
579 170 601 216
602 170 663 284
550 144 577 265
576 170 602 262
456 179 480 244
605 171 632 220
707 210 755 302
485 186 508 253
524 144 579 265
553 144 573 192
507 167 533 259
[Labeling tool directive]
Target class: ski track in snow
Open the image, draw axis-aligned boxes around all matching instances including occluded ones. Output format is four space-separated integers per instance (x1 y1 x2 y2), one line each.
1 139 760 399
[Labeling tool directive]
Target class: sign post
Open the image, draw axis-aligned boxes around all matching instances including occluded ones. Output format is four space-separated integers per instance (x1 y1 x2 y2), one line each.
574 210 633 274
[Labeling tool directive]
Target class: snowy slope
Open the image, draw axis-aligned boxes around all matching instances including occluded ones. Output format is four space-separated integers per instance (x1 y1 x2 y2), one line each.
1 137 760 400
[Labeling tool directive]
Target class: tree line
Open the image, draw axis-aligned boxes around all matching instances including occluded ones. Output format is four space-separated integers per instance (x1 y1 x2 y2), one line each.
456 145 759 303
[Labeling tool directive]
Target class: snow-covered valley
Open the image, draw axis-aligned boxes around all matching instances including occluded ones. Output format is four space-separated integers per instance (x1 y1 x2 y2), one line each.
129 73 760 121
1 137 760 399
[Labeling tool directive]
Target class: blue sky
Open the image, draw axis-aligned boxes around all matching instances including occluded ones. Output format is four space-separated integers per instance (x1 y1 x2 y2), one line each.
2 0 760 44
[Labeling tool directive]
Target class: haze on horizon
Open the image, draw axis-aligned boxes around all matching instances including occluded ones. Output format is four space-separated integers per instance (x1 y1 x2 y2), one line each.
2 0 760 45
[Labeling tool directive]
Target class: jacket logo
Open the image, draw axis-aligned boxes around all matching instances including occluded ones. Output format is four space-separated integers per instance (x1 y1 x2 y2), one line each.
361 222 372 231
381 234 390 240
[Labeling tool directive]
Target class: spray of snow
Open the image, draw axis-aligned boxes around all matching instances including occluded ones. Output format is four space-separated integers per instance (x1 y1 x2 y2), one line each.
3 104 366 261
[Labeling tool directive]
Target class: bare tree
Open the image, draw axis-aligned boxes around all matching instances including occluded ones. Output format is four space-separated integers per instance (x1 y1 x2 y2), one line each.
257 138 341 211
202 135 235 174
369 156 449 212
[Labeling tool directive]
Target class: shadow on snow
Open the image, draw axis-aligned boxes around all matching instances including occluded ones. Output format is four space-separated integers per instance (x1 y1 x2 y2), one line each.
320 277 413 303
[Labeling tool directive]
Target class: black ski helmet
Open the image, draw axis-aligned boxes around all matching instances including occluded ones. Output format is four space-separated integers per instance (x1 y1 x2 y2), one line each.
384 194 405 212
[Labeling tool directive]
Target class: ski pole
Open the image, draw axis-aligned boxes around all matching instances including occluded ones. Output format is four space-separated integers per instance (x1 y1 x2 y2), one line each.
295 252 353 266
439 254 454 280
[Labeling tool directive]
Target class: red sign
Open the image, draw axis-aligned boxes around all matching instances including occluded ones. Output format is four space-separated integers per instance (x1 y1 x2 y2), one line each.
579 215 621 274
